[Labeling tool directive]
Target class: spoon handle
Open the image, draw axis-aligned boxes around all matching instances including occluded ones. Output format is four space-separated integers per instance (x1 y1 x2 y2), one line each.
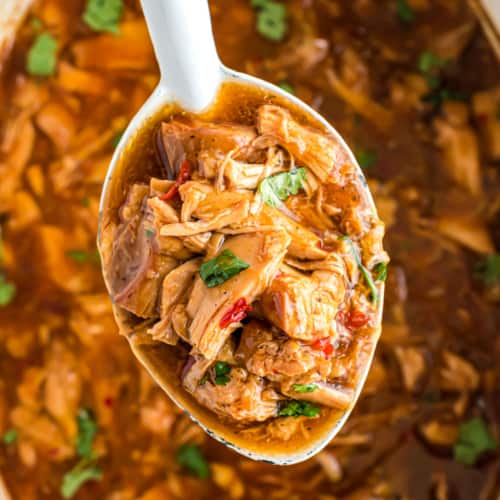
140 0 223 111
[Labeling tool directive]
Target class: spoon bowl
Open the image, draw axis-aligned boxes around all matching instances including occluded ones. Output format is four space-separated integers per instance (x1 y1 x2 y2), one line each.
98 0 385 465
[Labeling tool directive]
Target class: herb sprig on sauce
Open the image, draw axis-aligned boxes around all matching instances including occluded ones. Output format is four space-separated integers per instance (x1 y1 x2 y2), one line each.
176 444 210 479
26 33 57 76
200 250 249 288
258 168 306 208
83 0 124 34
61 409 102 499
250 0 288 42
279 400 320 418
454 417 497 465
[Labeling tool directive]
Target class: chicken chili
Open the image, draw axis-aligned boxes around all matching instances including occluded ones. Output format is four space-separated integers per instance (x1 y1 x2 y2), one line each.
0 0 499 498
100 89 388 430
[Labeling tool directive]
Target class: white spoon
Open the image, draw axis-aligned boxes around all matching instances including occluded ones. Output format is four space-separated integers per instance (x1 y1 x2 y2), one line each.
98 0 384 465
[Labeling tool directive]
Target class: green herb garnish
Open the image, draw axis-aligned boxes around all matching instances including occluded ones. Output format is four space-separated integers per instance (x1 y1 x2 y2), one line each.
26 33 57 77
0 275 16 307
454 417 497 466
76 409 97 459
2 429 17 445
80 197 91 207
66 250 100 265
61 409 101 498
251 0 287 42
61 458 102 499
279 400 320 418
258 167 306 208
145 229 155 238
418 51 447 74
355 148 378 170
176 444 210 479
475 254 500 286
30 17 43 31
111 130 124 148
83 0 124 34
292 384 318 393
341 236 378 303
214 361 231 386
199 250 249 288
373 262 387 282
396 0 415 23
278 81 294 94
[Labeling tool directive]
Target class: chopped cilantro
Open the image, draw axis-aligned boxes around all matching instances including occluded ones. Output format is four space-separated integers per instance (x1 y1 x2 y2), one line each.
61 459 102 499
111 130 124 148
341 236 379 303
418 51 447 74
355 148 378 170
373 262 388 282
2 429 17 445
80 197 91 207
475 253 500 287
83 0 124 34
145 229 155 238
454 417 497 466
279 400 320 418
176 444 210 479
61 409 101 498
396 0 415 23
26 33 57 77
214 361 231 386
292 384 318 393
76 409 97 459
30 17 43 31
199 250 249 288
66 250 100 265
0 275 16 307
278 81 295 94
251 0 287 42
258 167 306 208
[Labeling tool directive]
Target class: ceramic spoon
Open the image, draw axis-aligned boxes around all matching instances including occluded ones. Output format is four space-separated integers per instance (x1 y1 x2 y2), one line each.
98 0 385 465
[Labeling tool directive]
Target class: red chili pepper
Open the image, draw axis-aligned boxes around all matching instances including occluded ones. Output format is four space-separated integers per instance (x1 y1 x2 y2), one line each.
312 337 334 356
219 298 253 328
160 159 191 201
337 309 369 330
317 241 335 252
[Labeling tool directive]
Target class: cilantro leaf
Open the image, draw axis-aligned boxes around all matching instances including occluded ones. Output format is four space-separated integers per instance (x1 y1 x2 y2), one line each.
176 444 210 479
111 130 124 147
26 33 57 77
418 51 447 74
475 254 500 287
0 276 16 307
278 81 295 94
251 0 288 42
214 361 231 386
199 250 250 288
76 409 97 459
258 167 306 208
454 417 497 466
373 262 387 282
66 249 101 265
341 236 379 303
292 384 318 393
355 148 378 170
396 0 415 23
83 0 124 34
61 459 102 499
2 429 17 445
279 400 320 418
